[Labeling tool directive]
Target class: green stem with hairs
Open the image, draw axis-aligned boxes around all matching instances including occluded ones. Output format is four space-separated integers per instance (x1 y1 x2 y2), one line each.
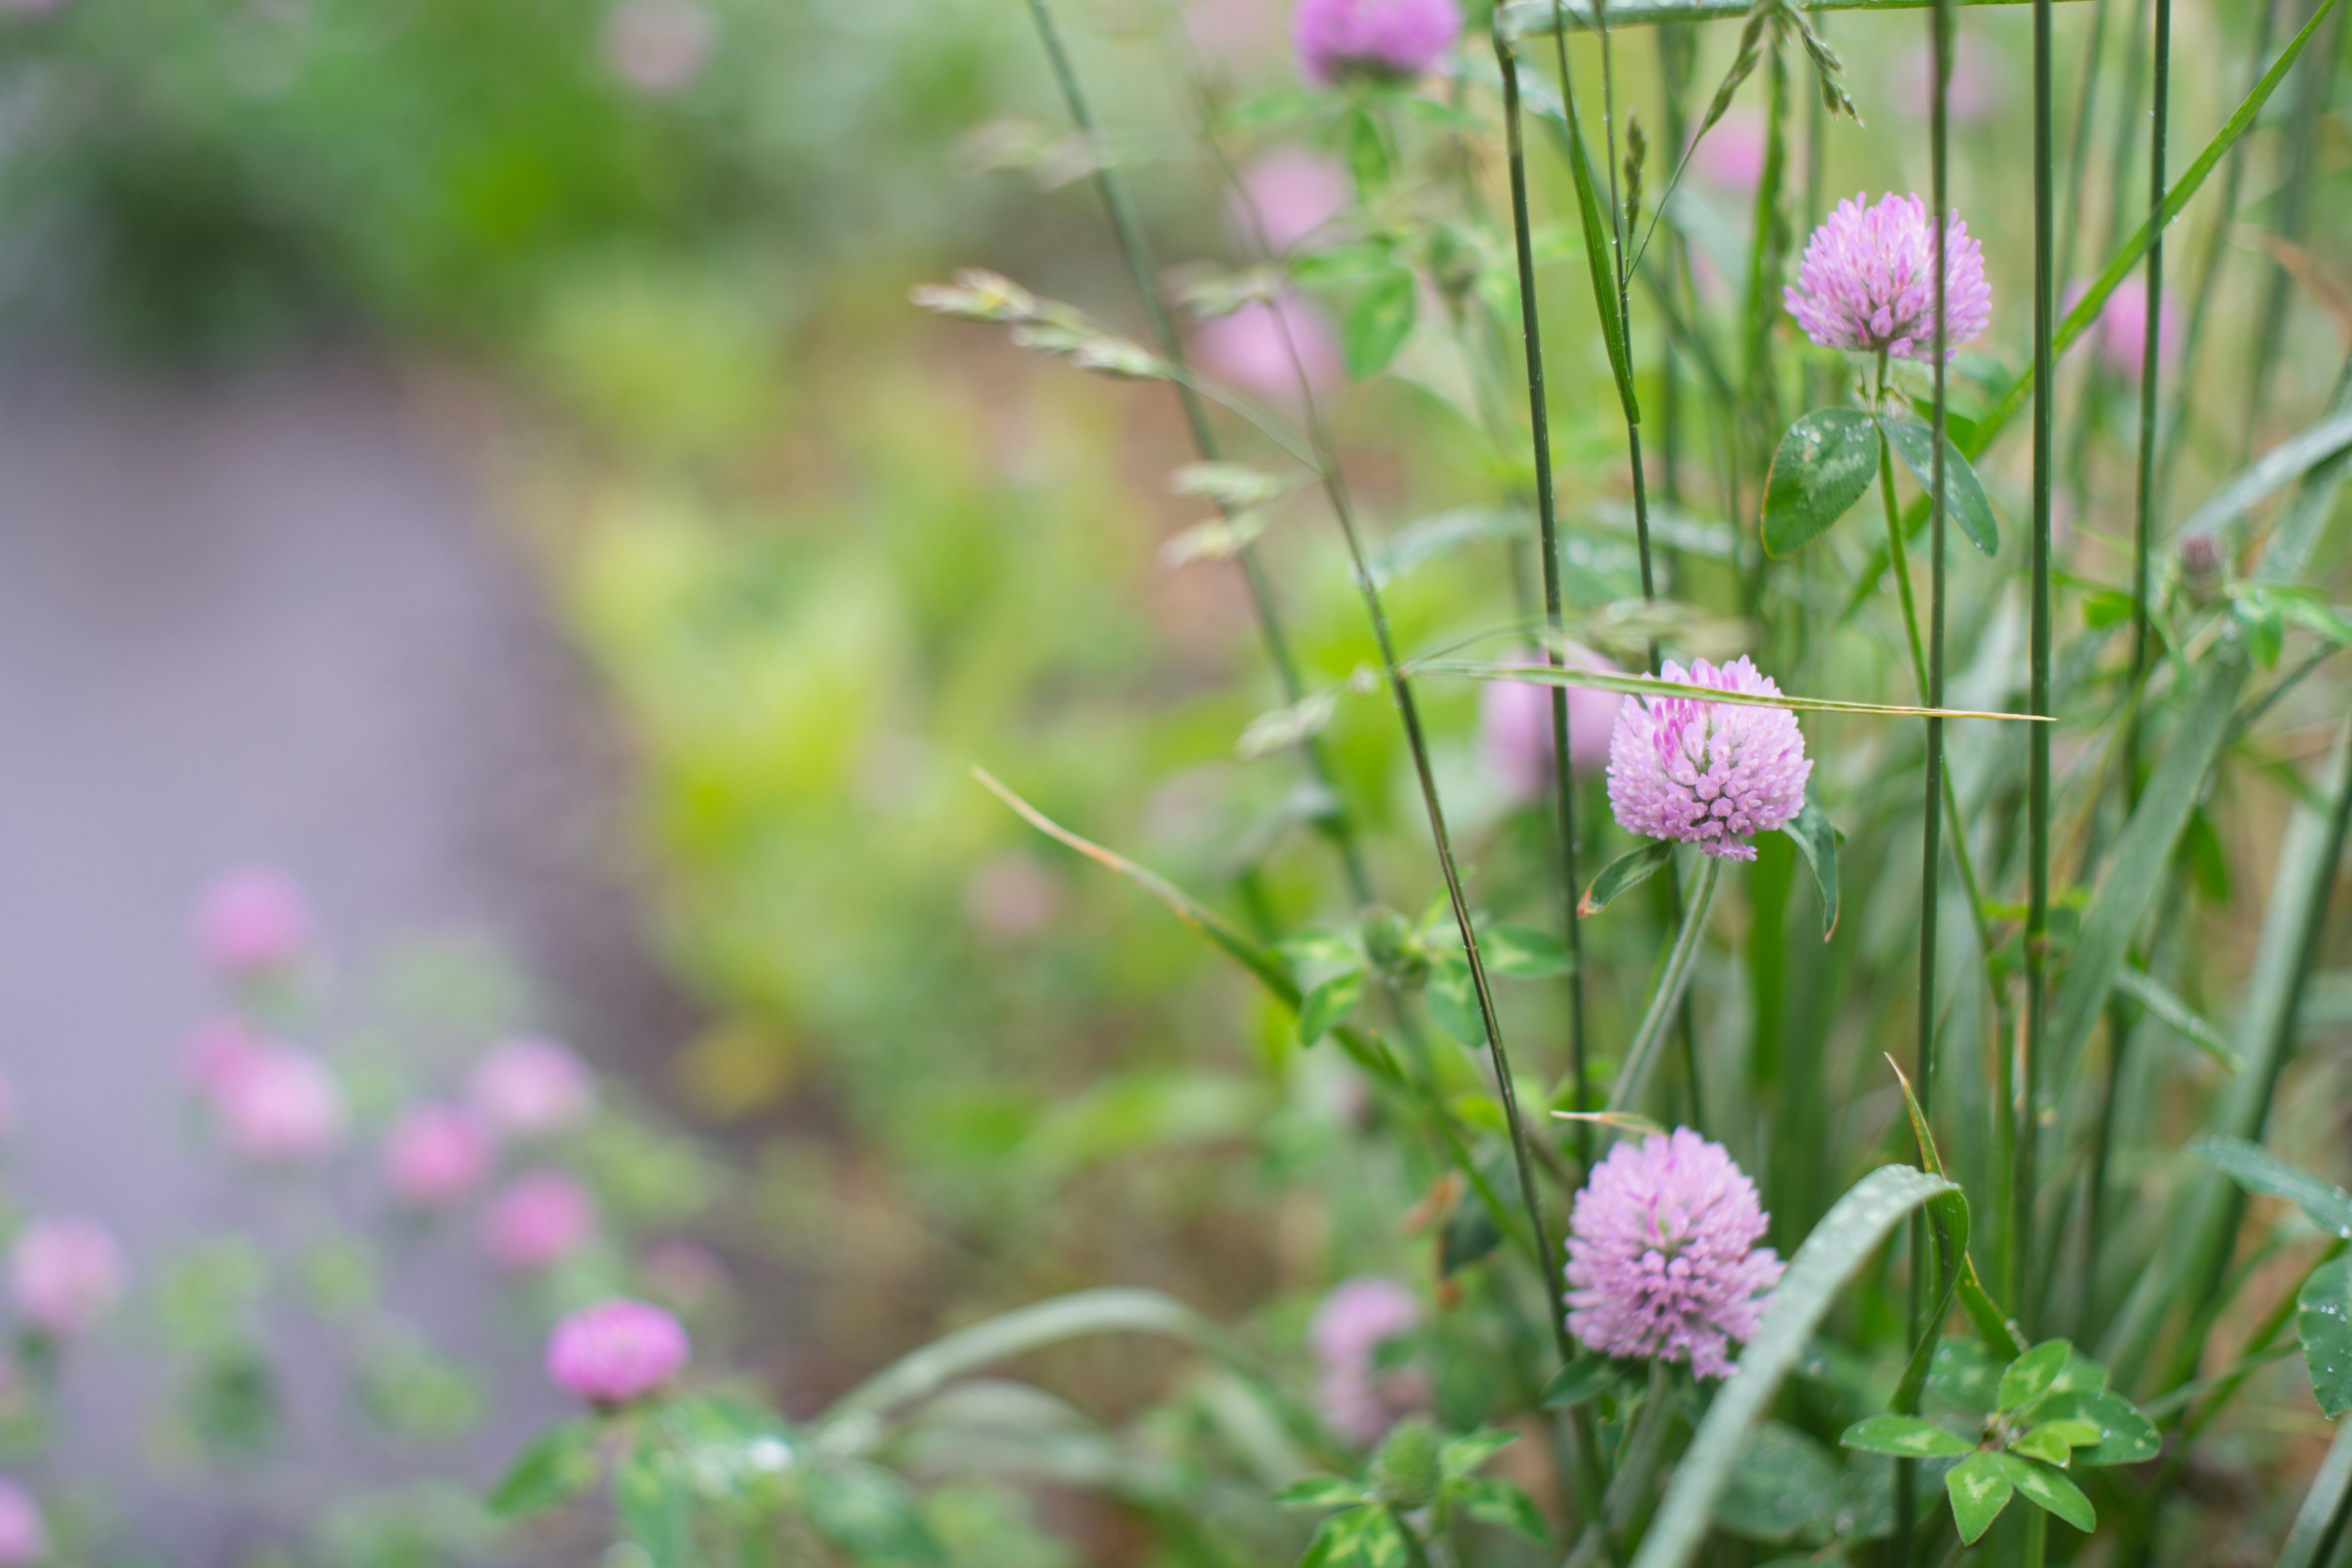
1607 854 1722 1114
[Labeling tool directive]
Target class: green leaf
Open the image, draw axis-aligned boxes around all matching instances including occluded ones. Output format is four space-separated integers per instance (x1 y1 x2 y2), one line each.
805 1463 941 1566
1578 840 1675 916
1713 1421 1852 1546
1343 268 1417 380
2081 589 2133 628
2299 1255 2352 1417
1777 796 1841 940
1277 1476 1366 1509
1299 969 1366 1045
615 1431 693 1567
486 1418 603 1518
2113 966 2242 1073
1437 1429 1515 1478
2010 1424 2072 1466
2176 409 2352 542
2192 1136 2352 1237
1879 416 1999 556
1298 1506 1371 1568
1997 1341 2073 1412
1943 1452 2015 1545
1449 1477 1549 1543
1482 924 1571 978
1540 1352 1625 1410
1999 1453 2095 1532
1629 1164 1960 1568
1761 410 1879 558
1425 953 1486 1048
1839 1414 1972 1458
1929 1339 2003 1412
2030 1389 2159 1466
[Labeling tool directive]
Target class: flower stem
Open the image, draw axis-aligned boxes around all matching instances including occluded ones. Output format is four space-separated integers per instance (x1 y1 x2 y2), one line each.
1498 37 1594 1174
1607 854 1722 1114
2023 0 2059 1332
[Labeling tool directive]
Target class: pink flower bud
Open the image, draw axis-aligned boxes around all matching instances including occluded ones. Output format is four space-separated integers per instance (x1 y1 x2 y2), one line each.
484 1171 596 1271
468 1038 595 1137
602 0 712 96
383 1104 497 1210
546 1298 690 1404
0 1479 43 1568
212 1044 347 1164
10 1218 124 1338
1309 1278 1426 1445
190 865 315 979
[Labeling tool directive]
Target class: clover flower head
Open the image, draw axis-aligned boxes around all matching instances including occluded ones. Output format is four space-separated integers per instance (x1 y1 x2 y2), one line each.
546 1298 690 1405
485 1170 597 1272
468 1037 595 1137
10 1218 124 1338
383 1103 497 1210
1482 647 1623 804
1606 656 1809 861
1784 192 1990 361
1564 1129 1782 1379
0 1479 42 1568
2091 274 2180 381
192 865 315 978
1310 1277 1427 1445
1292 0 1461 86
211 1043 347 1164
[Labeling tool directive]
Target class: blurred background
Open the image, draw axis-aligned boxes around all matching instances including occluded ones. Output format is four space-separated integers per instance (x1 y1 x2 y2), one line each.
0 0 2343 1560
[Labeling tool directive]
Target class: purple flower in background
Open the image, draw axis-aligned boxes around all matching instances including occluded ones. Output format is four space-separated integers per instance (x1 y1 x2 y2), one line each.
1687 108 1766 195
603 0 712 96
485 1170 597 1271
0 1480 42 1568
1482 648 1622 805
1193 294 1340 402
643 1240 731 1310
964 853 1062 942
1896 34 2005 124
1785 192 1990 361
1607 655 1809 862
547 1298 690 1405
191 865 314 979
1564 1128 1782 1378
2090 274 2180 380
1232 149 1352 254
1292 0 1461 86
211 1043 347 1164
469 1036 595 1137
181 1017 263 1097
383 1104 497 1210
1310 1277 1428 1444
10 1218 124 1338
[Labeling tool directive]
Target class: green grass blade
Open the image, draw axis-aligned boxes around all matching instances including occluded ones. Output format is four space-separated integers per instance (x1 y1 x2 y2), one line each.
2191 1137 2352 1238
2113 966 2242 1073
2277 1419 2352 1568
1412 659 2049 721
2175 409 2352 545
1498 0 2094 36
1630 1164 1959 1568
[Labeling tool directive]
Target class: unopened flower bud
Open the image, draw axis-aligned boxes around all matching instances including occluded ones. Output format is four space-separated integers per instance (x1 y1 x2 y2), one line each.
1370 1416 1444 1509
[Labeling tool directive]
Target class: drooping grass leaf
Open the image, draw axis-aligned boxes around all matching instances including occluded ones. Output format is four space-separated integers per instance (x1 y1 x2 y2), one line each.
1422 659 2047 722
2173 408 2352 544
1879 415 1998 556
1778 796 1841 940
2113 966 2242 1072
1762 410 1879 557
1580 840 1675 916
2192 1137 2352 1237
2297 1256 2352 1417
1630 1164 1959 1568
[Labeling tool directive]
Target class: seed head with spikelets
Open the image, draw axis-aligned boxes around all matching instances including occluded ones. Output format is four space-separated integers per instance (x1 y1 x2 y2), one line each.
1784 192 1990 363
1564 1129 1782 1378
1606 656 1810 862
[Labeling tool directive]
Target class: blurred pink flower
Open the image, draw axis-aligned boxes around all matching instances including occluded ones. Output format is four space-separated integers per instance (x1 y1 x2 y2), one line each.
182 1016 263 1097
1232 149 1351 254
1607 655 1810 862
0 1480 42 1568
2089 274 2180 380
211 1043 347 1164
1310 1276 1428 1445
383 1104 497 1210
1293 0 1461 86
484 1170 596 1271
1687 108 1766 195
603 0 712 96
964 853 1062 941
1895 34 2006 124
1482 647 1623 804
546 1298 690 1404
191 865 314 979
468 1037 595 1137
1193 294 1340 402
10 1218 124 1338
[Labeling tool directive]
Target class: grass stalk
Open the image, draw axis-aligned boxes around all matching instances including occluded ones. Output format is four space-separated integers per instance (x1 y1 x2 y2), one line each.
2021 0 2057 1332
2243 0 2345 454
1020 0 1374 909
1606 855 1723 1114
1498 38 1595 1174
